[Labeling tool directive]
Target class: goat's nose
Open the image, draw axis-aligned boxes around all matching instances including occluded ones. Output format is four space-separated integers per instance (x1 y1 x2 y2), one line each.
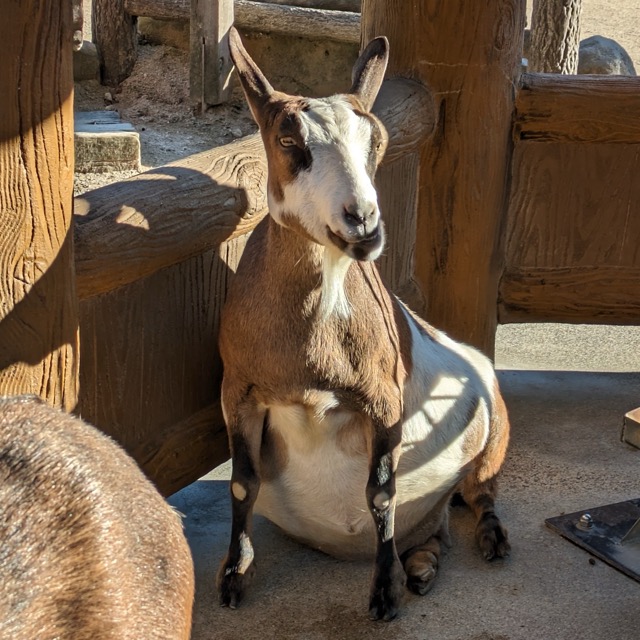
343 203 377 236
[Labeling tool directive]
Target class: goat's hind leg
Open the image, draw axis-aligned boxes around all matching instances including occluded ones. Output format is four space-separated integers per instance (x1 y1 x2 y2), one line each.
401 534 443 596
461 389 510 560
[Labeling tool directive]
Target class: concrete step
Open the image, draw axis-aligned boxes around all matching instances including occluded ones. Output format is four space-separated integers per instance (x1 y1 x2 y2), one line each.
74 111 140 173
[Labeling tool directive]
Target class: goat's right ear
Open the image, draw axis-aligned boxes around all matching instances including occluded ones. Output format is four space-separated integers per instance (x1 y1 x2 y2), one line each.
229 26 274 124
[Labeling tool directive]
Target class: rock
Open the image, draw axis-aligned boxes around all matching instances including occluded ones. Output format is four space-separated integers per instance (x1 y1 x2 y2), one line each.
73 41 100 82
74 111 141 173
578 35 637 76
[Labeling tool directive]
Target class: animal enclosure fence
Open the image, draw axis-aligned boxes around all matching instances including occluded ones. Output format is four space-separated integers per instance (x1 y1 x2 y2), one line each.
1 0 639 495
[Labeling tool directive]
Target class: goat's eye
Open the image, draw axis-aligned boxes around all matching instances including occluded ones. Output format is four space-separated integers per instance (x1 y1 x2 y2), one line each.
279 136 296 147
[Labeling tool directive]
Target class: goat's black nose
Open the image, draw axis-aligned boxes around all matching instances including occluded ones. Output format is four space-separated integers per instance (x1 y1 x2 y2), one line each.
343 204 377 235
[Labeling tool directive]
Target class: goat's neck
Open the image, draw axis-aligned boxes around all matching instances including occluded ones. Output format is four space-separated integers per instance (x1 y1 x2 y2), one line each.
266 217 353 320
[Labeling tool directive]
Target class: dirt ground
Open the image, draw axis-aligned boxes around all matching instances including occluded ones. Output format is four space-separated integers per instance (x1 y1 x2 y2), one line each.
74 1 640 194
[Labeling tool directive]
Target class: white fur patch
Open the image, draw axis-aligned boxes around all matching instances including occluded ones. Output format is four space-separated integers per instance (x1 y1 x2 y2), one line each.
318 245 352 320
232 482 247 501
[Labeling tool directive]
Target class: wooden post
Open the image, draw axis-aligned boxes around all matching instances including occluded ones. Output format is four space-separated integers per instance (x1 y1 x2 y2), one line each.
93 0 138 85
0 0 79 410
362 0 525 357
529 0 582 73
191 0 234 109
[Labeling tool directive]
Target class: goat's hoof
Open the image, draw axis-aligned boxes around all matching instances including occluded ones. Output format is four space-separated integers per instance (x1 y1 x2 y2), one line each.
476 513 510 561
217 560 256 609
404 549 439 596
368 562 406 621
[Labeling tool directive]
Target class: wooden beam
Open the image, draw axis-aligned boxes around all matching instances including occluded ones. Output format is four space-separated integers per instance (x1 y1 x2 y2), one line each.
362 0 526 358
234 0 359 42
499 266 640 324
252 0 361 11
131 402 230 496
515 73 640 143
125 0 360 42
0 0 79 410
74 78 434 300
190 0 234 109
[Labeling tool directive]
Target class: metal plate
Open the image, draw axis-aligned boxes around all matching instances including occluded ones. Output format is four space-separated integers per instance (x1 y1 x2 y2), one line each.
545 498 640 582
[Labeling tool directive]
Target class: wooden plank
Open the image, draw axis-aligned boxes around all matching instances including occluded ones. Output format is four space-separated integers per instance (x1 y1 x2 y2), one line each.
505 142 640 270
190 0 234 108
363 0 526 357
515 73 640 143
503 139 640 324
93 0 138 85
499 266 640 324
74 78 434 300
0 0 78 410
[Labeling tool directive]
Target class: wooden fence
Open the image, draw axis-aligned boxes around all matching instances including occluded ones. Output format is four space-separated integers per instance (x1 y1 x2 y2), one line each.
2 0 638 495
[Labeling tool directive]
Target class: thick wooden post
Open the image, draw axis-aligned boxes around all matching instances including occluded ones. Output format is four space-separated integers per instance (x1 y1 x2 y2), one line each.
191 0 234 109
0 0 79 409
362 0 525 357
93 0 138 85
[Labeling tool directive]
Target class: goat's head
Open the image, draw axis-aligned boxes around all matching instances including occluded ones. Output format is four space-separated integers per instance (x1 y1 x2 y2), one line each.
229 27 389 263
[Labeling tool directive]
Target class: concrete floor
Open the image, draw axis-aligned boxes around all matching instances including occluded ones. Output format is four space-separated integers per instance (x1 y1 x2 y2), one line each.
169 324 640 640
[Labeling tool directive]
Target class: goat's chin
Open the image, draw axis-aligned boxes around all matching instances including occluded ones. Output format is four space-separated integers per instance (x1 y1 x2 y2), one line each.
326 224 385 262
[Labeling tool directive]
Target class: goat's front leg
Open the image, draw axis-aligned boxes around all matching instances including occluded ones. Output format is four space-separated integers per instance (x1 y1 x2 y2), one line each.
367 423 405 621
217 396 265 609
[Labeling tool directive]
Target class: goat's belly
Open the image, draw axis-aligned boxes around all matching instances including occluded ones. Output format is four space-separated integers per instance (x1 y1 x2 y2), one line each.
254 403 471 559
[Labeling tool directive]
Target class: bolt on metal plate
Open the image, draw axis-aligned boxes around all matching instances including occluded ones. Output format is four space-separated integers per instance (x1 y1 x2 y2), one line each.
546 498 640 583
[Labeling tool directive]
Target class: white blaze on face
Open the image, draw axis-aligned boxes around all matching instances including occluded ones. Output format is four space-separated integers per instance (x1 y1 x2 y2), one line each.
268 96 381 253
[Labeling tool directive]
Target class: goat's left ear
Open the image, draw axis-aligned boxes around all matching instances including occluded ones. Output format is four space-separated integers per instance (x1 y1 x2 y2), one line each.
350 36 389 112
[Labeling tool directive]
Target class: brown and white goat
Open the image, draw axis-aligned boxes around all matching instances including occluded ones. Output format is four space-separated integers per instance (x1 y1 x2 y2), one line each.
218 28 510 621
0 396 194 639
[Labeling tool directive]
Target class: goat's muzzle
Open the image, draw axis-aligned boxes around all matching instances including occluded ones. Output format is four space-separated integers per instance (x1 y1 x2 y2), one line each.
327 222 385 261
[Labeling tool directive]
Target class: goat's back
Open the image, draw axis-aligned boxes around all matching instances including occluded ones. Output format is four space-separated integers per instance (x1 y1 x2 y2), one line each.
0 396 194 640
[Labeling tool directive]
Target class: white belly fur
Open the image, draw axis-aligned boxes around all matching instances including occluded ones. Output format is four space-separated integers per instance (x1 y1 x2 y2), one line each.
254 306 496 560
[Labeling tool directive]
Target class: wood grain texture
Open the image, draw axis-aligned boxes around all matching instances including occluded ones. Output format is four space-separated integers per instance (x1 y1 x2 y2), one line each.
516 74 640 143
78 234 248 492
503 141 640 323
125 0 361 21
235 0 360 42
529 0 582 73
499 266 640 324
74 134 268 299
362 0 526 357
0 0 78 410
132 401 229 496
190 0 234 108
505 142 640 269
74 79 434 300
93 0 138 85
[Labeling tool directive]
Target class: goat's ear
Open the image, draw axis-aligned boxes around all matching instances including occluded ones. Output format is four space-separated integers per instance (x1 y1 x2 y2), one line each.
350 36 389 111
229 26 274 123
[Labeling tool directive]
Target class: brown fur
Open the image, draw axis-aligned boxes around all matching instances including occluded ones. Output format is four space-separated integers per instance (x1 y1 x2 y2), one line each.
0 396 194 640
